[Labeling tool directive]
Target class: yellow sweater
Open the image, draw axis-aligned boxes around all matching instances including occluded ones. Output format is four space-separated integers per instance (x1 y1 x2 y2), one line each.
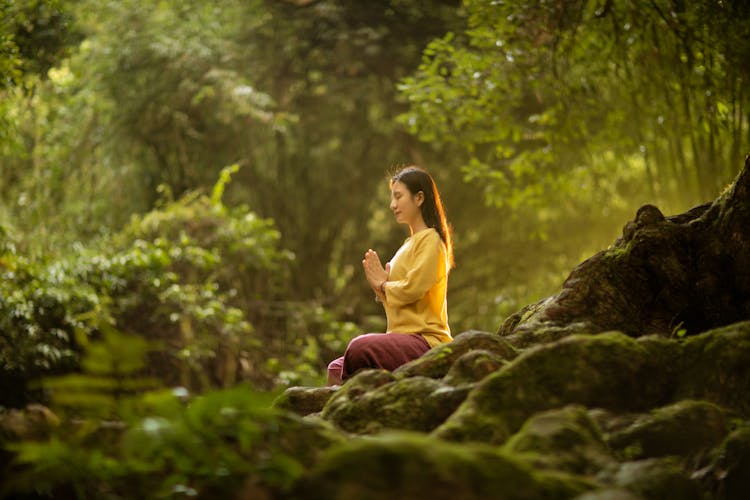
382 227 452 348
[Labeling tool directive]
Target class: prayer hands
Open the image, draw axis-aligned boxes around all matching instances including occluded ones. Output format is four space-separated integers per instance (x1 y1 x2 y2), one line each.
362 249 389 292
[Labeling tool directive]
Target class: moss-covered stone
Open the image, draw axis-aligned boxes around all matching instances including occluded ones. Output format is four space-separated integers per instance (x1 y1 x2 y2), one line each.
631 335 681 405
443 349 507 386
500 320 594 349
596 458 705 500
676 321 750 415
294 432 595 500
574 489 644 500
394 330 516 379
271 412 346 468
607 400 731 461
321 372 466 434
434 332 666 444
698 426 750 500
273 386 338 416
503 405 614 475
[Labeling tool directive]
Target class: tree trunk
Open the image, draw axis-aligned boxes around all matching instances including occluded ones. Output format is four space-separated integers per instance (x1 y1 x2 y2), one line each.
499 155 750 346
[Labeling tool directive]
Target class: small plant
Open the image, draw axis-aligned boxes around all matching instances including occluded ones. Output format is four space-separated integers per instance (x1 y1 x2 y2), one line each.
671 322 688 339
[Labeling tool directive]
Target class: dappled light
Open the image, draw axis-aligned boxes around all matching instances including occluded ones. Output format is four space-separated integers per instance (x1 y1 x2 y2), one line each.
1 0 750 498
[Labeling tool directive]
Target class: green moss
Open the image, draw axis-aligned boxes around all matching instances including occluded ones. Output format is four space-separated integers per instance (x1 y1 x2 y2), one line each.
575 489 644 500
295 432 595 500
702 426 750 500
607 400 731 461
503 405 614 475
504 321 596 349
321 373 465 434
677 321 750 415
273 386 337 416
596 458 705 500
443 349 506 385
394 331 516 379
435 332 664 444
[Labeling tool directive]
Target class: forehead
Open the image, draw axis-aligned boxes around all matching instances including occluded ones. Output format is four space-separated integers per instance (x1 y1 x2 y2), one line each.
391 180 408 194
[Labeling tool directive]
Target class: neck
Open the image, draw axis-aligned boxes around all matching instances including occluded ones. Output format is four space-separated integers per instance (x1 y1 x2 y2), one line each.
409 217 428 235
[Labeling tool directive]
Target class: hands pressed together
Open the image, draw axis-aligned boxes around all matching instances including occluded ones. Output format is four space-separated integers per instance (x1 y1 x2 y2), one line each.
362 249 390 299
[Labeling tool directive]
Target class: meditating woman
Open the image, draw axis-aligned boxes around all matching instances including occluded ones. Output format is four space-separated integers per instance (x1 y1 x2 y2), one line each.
327 166 454 386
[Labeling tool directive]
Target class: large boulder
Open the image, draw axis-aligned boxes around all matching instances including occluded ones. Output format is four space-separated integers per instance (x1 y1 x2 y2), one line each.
434 332 670 444
294 432 595 500
435 323 750 445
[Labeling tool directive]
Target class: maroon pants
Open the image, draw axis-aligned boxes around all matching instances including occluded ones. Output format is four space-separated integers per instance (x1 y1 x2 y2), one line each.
327 333 430 386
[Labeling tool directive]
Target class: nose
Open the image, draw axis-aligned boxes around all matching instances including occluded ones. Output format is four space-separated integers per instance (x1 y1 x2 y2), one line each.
390 199 397 211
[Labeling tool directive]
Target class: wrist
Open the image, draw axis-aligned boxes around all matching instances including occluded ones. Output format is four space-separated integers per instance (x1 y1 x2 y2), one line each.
379 279 387 293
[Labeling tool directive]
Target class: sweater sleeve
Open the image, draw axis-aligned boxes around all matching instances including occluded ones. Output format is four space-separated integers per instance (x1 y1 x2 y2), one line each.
384 231 443 308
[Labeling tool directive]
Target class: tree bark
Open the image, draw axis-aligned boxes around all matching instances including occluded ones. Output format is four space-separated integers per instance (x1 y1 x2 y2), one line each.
500 155 750 345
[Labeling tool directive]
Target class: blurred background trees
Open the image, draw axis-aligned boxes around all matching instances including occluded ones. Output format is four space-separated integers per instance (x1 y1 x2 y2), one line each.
0 0 748 399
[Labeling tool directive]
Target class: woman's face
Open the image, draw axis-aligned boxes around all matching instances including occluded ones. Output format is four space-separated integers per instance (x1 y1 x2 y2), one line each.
390 180 423 226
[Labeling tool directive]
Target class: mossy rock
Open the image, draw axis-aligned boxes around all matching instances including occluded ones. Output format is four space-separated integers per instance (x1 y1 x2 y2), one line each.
675 321 750 415
394 330 516 379
443 349 507 385
294 432 595 500
271 412 346 467
503 405 614 475
630 335 683 404
434 332 667 444
273 386 338 416
574 489 644 500
321 371 467 434
596 458 705 500
607 400 731 461
500 319 595 349
698 426 750 500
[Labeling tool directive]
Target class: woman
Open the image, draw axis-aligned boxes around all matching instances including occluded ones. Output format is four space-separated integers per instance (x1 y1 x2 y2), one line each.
327 166 454 386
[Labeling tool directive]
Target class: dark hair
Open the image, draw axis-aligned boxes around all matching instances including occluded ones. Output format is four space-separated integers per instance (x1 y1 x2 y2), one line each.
391 166 454 270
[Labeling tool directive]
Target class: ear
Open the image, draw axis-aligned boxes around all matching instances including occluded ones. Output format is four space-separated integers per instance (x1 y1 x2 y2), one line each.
416 191 425 207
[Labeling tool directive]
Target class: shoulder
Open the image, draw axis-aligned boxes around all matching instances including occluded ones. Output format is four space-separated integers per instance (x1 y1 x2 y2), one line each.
414 227 440 243
413 228 444 252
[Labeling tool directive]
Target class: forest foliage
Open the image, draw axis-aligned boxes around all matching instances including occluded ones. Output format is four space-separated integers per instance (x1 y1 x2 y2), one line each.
1 0 749 495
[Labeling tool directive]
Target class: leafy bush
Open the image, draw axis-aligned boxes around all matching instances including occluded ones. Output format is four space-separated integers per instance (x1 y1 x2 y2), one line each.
86 166 294 390
0 167 298 406
3 327 313 500
0 225 99 407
